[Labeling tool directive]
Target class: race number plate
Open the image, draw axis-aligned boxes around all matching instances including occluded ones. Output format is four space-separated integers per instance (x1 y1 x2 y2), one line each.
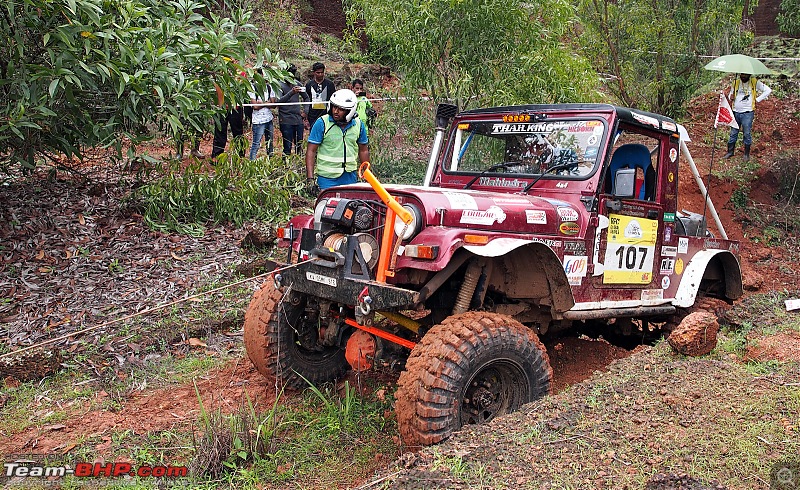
306 271 337 287
603 214 658 284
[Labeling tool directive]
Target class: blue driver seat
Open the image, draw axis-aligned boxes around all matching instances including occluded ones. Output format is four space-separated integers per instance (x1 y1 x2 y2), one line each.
605 143 655 200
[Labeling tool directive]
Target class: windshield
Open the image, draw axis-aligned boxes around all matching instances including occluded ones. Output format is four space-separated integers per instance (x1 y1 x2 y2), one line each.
446 118 605 179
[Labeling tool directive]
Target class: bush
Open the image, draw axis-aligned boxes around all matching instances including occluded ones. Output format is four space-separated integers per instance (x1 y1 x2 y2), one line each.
777 0 800 35
0 0 286 172
134 152 305 235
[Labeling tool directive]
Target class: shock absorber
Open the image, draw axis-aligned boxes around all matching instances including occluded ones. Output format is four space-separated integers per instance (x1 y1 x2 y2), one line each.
453 259 482 315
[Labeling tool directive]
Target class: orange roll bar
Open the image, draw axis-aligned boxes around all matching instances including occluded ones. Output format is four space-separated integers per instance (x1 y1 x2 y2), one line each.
359 162 413 224
359 161 413 282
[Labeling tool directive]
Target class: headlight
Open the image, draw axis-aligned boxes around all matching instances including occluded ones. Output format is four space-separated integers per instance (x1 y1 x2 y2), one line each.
394 204 422 241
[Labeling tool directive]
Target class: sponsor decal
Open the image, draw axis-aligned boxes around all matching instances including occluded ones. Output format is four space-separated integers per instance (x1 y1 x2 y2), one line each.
531 237 562 248
661 276 671 289
664 225 672 242
587 135 599 145
675 257 684 275
662 121 677 132
668 172 675 183
623 219 643 238
631 111 659 128
526 209 547 224
559 222 580 236
460 206 507 225
563 255 588 286
620 203 647 215
603 213 658 284
564 240 587 254
660 257 675 274
669 148 678 162
442 191 478 210
557 207 579 222
478 177 526 188
678 237 689 254
729 242 740 253
642 289 664 301
585 146 599 159
661 246 678 257
490 121 595 134
664 212 675 223
705 239 723 249
493 196 530 205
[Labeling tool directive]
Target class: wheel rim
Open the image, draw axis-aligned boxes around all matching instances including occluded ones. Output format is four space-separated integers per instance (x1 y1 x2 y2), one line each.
460 359 528 426
282 303 342 364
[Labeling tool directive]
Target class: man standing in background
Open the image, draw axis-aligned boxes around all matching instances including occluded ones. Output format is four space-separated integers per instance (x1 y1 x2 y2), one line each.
305 62 335 129
247 71 277 160
278 64 310 158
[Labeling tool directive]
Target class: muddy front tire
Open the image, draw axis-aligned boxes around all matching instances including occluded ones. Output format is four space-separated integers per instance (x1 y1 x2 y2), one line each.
395 311 552 447
243 282 348 388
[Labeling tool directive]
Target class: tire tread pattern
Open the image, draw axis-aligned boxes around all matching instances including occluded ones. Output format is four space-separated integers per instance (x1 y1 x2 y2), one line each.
395 311 552 448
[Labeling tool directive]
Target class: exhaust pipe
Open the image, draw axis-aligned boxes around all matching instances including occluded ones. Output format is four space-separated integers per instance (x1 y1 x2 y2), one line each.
423 103 458 187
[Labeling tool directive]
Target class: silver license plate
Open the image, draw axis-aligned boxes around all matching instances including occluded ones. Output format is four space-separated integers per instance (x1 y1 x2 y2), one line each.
306 271 337 287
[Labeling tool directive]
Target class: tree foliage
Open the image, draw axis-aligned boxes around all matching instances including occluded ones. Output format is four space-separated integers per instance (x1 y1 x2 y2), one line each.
0 0 286 170
776 0 800 35
346 0 600 108
578 0 752 117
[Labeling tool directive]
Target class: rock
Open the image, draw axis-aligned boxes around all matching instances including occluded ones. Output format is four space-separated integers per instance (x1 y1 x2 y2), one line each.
667 311 719 357
739 262 764 291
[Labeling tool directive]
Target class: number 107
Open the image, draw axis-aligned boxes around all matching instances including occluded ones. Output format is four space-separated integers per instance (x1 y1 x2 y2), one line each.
614 245 648 270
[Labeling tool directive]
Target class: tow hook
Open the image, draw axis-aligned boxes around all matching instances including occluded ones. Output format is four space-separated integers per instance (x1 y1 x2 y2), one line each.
355 287 374 325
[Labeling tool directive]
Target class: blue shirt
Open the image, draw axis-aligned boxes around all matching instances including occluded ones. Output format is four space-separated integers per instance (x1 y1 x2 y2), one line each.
308 116 368 145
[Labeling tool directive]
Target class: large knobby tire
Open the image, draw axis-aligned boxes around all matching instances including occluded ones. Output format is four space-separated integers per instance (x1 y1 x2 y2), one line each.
243 282 348 388
395 311 552 448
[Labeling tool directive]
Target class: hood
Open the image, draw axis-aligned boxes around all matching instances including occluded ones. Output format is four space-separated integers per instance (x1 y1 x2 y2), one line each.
320 183 587 238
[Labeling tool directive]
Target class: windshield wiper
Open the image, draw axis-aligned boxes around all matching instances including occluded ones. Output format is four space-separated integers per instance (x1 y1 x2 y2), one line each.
464 161 527 190
519 160 577 194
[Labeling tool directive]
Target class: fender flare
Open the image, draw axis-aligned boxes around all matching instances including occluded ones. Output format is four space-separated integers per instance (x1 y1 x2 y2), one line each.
674 249 743 307
464 238 574 314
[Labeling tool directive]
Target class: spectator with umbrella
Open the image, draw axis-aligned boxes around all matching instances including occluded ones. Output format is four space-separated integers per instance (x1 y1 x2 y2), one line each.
704 54 773 162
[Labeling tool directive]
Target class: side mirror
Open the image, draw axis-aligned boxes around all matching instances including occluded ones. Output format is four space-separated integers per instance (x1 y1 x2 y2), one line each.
613 168 636 199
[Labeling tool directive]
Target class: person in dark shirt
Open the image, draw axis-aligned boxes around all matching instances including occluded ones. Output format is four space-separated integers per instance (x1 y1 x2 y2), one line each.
278 64 310 157
304 62 336 129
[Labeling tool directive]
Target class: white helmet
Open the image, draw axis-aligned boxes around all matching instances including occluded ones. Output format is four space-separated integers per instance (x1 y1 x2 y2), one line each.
329 89 359 122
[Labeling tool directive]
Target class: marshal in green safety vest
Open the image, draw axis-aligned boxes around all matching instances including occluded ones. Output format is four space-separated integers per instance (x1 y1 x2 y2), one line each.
305 89 370 195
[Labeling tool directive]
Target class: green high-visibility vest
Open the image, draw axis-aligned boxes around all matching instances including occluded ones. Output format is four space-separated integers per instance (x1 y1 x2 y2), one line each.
316 116 361 178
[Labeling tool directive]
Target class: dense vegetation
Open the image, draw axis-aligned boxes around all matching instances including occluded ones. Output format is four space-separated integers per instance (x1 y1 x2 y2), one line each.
0 0 287 171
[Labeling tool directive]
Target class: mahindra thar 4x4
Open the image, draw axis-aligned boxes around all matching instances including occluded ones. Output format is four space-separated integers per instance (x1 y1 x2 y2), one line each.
244 103 743 447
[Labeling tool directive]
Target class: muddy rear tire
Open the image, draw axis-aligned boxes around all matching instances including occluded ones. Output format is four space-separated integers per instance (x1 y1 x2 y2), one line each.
395 311 552 447
243 282 348 388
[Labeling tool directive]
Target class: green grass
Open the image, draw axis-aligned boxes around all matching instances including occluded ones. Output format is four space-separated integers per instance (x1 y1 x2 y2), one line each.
188 380 399 489
1 371 99 433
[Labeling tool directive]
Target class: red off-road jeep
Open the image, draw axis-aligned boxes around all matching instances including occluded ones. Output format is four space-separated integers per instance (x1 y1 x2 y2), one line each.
244 103 743 447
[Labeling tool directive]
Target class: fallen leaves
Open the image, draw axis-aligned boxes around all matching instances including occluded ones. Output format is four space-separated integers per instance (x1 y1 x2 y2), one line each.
1 179 247 358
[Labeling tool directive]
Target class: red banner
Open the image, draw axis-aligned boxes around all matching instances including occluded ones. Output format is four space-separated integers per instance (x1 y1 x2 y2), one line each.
715 92 739 129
